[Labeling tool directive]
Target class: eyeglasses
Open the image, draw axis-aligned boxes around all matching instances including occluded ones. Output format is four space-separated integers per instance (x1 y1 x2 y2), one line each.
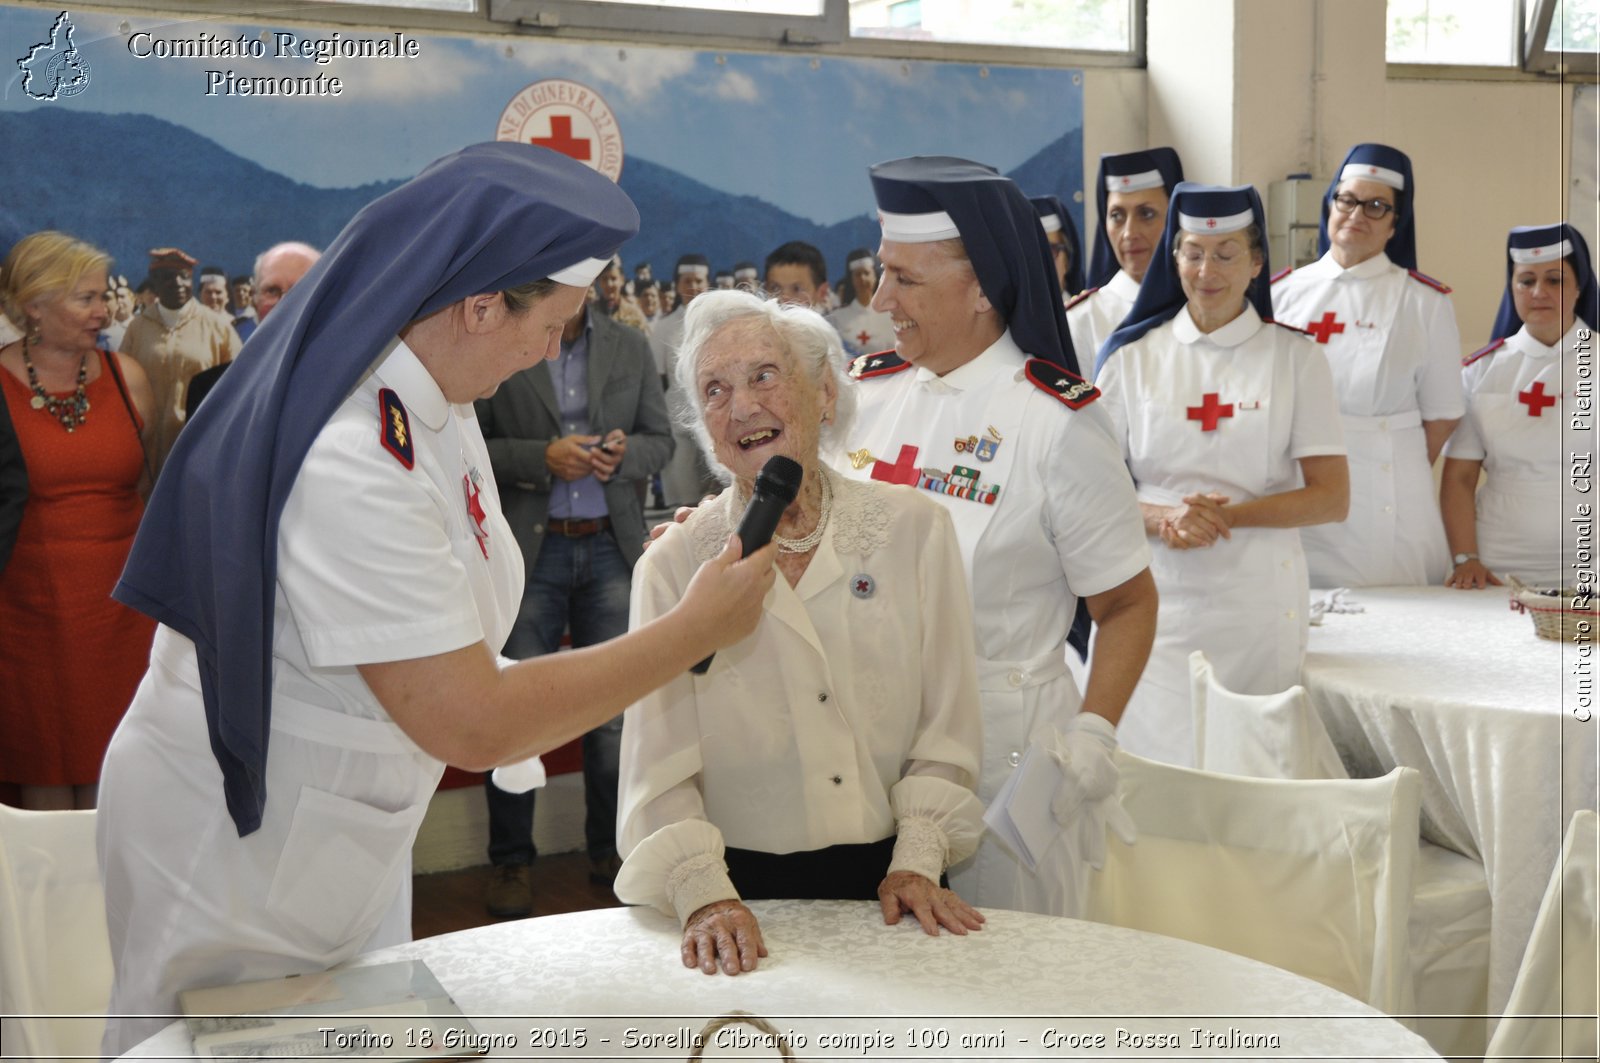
1331 193 1396 220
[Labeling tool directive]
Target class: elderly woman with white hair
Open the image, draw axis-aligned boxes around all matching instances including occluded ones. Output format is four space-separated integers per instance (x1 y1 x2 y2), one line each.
615 289 987 977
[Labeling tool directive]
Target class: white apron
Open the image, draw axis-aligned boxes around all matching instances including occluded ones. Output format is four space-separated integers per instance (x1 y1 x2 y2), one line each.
1468 334 1576 586
1105 313 1320 768
1276 262 1451 586
99 360 522 1056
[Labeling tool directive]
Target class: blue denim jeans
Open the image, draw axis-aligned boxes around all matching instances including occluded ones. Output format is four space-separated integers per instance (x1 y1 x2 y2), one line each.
485 529 632 866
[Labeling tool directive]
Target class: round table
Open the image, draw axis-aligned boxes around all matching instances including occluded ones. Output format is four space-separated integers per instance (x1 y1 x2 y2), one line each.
125 898 1439 1059
1303 585 1597 1015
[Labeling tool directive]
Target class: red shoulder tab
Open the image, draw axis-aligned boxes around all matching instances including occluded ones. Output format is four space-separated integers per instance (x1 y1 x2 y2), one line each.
849 350 910 380
378 387 415 470
1065 287 1100 311
1408 268 1452 295
1264 317 1312 337
1270 265 1294 284
1463 338 1505 367
1023 358 1100 409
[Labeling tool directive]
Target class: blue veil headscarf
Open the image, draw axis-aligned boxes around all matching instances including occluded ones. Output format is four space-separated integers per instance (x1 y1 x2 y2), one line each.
1490 223 1600 343
870 156 1080 373
1316 143 1418 271
1096 183 1272 377
1086 147 1185 290
114 143 640 835
1030 194 1085 298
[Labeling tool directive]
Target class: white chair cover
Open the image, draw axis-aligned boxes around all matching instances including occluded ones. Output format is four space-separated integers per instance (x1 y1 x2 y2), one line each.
1486 810 1599 1062
1189 650 1493 1055
1190 650 1347 779
0 805 112 1059
1086 751 1420 1015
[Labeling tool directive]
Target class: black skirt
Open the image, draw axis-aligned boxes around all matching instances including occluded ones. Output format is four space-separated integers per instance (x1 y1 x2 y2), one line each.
723 836 910 901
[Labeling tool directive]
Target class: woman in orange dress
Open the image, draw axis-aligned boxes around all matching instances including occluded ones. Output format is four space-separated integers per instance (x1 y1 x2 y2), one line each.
0 231 156 809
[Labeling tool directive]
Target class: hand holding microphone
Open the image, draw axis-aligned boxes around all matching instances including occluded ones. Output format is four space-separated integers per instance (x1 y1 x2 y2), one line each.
690 455 802 674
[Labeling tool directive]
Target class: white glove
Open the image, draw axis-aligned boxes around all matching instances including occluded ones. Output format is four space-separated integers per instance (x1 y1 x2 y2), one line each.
1048 714 1137 870
490 755 547 794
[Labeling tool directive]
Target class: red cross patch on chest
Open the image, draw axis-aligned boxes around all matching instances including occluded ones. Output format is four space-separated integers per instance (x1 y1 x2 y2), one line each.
1187 393 1235 431
1519 381 1558 416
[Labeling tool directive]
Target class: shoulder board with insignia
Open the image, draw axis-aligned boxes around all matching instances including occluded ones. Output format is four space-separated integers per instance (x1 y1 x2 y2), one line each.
378 387 415 470
1463 338 1505 367
1264 318 1312 337
1270 265 1294 285
849 350 910 380
1408 269 1452 294
1023 358 1100 409
1065 287 1100 311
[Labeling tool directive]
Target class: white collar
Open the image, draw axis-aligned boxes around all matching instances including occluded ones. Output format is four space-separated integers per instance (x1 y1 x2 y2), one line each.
1107 269 1142 300
1316 249 1394 281
373 337 450 431
154 300 186 328
1172 302 1263 348
1508 319 1587 361
914 330 1025 392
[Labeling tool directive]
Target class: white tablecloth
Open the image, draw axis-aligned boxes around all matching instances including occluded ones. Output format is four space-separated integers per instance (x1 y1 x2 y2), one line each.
125 899 1438 1059
1303 585 1598 1015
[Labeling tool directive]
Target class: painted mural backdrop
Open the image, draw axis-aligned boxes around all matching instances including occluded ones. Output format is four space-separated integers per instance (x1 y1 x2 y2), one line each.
1 4 1083 285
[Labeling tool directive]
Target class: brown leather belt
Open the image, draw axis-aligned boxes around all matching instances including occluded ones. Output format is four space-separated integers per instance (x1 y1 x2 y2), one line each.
547 516 611 537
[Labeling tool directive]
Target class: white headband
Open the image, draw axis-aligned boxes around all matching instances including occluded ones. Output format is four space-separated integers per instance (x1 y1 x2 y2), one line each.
734 267 758 280
676 264 711 279
1339 162 1405 191
1178 208 1254 234
1105 168 1163 193
847 255 876 272
878 209 961 243
1038 213 1063 234
549 256 609 287
1510 239 1573 264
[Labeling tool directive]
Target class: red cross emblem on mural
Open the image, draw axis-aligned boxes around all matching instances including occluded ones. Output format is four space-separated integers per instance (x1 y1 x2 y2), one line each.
532 115 592 162
1519 380 1558 416
870 444 922 486
1187 392 1235 432
1306 312 1346 344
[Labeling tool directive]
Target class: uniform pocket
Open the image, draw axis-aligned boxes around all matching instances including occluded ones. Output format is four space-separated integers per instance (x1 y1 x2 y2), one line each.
264 785 428 955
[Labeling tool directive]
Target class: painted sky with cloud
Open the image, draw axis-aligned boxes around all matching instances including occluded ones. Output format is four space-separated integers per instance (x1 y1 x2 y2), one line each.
0 4 1080 224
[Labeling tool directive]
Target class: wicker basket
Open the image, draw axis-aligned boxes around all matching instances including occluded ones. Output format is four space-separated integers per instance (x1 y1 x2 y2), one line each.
1508 576 1598 642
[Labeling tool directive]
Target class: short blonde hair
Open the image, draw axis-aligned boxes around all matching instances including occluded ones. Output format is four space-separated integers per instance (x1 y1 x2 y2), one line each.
1 231 112 328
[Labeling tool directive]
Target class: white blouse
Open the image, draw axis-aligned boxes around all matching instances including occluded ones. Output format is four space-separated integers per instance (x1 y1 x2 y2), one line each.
615 470 985 924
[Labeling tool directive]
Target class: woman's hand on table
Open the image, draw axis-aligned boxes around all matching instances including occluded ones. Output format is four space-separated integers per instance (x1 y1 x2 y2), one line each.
1158 493 1232 550
683 899 767 975
877 871 985 936
1445 558 1502 590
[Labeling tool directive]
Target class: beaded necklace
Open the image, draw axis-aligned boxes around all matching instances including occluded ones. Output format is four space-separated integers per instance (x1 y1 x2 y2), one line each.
22 337 91 432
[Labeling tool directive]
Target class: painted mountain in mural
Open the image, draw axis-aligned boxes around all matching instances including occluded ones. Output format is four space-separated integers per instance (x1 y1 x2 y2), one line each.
0 109 1081 284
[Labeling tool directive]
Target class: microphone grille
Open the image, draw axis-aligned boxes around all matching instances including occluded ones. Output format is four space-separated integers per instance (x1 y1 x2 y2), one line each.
754 455 804 504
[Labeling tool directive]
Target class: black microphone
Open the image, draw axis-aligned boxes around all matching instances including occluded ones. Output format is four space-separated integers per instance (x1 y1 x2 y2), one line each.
690 455 803 675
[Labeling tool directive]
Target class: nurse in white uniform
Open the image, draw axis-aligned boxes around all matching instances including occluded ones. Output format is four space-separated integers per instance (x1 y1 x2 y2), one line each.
1095 183 1349 767
1442 222 1599 589
96 145 776 1056
1271 143 1464 587
835 156 1157 917
1068 147 1185 368
1030 194 1085 301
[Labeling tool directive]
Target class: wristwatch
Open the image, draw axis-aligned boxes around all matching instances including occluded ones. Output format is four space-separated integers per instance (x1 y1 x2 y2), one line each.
1452 552 1478 566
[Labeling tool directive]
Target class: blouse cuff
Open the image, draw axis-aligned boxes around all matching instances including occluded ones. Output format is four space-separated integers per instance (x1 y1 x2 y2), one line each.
613 819 739 926
890 774 987 870
888 816 947 883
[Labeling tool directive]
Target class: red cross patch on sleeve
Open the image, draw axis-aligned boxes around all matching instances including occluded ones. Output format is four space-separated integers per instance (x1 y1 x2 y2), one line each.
1270 265 1294 284
378 388 414 470
1023 358 1100 409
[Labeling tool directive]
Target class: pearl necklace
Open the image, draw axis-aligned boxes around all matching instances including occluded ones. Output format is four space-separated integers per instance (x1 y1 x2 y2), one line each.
23 338 90 432
768 471 832 555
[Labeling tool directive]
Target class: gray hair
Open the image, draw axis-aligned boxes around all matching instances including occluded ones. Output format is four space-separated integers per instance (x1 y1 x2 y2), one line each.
674 288 858 483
